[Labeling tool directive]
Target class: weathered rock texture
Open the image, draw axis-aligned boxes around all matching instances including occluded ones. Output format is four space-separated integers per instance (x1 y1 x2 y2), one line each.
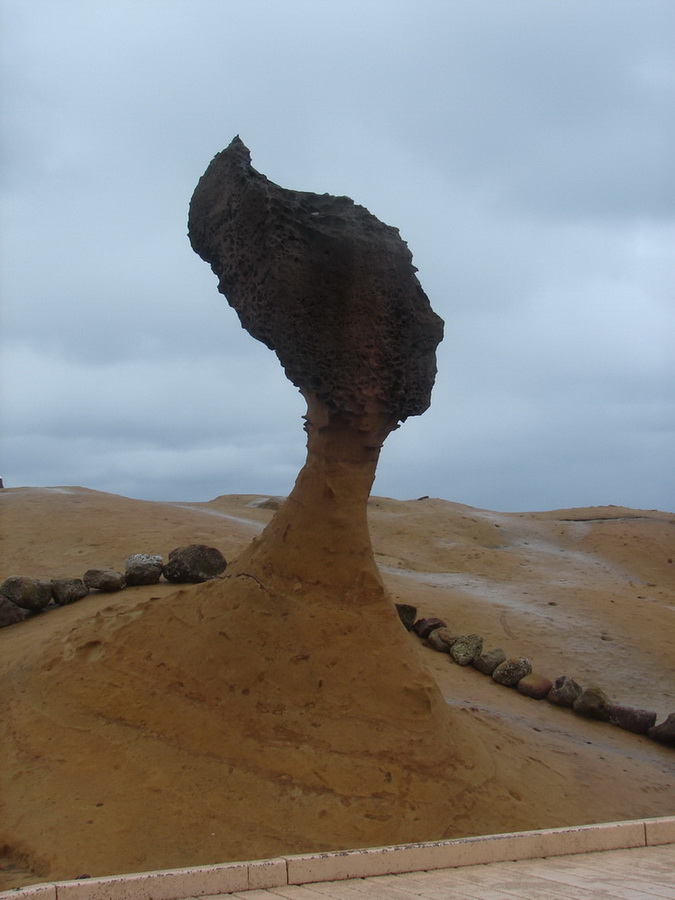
189 137 444 427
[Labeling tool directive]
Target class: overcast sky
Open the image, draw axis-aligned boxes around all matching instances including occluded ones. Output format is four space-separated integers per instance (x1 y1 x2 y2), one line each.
1 0 673 512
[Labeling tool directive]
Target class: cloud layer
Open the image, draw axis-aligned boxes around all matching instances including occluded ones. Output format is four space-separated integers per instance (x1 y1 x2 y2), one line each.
2 0 673 510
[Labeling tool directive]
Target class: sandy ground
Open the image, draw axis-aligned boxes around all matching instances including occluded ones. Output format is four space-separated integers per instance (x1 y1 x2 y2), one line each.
1 486 673 889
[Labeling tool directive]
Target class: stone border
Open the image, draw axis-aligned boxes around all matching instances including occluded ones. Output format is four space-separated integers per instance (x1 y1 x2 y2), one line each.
3 817 673 899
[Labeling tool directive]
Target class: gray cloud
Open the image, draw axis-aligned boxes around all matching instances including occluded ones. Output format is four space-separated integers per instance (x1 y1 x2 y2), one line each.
1 0 673 511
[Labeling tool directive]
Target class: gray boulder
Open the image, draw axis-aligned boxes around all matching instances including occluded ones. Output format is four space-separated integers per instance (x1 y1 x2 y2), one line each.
473 648 506 675
0 596 27 627
83 568 126 592
52 577 89 605
0 575 52 611
125 554 163 586
493 656 532 687
163 544 227 584
450 634 484 666
573 685 612 720
547 675 582 707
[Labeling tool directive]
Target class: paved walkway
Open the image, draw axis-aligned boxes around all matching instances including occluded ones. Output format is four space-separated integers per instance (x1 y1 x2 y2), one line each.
224 843 675 899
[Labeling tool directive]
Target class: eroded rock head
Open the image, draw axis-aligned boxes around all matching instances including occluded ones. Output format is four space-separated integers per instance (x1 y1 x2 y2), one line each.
188 136 443 424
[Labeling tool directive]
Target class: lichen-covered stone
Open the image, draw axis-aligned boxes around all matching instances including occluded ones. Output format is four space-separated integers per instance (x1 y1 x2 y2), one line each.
426 627 456 652
188 137 444 424
125 554 163 586
573 685 612 720
83 569 126 592
492 656 532 687
450 634 483 666
609 704 657 735
0 575 52 611
547 675 582 707
473 648 506 675
395 603 417 631
163 545 227 584
517 673 553 700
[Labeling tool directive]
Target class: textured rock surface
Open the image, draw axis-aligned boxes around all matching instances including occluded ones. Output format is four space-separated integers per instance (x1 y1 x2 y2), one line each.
83 568 126 592
0 596 27 627
125 554 163 586
450 634 483 666
609 704 657 735
426 626 456 652
517 673 553 700
163 545 227 584
573 685 613 720
51 577 89 606
395 603 417 630
0 575 52 611
188 137 443 425
648 713 675 744
413 617 446 638
492 656 532 687
473 648 506 675
547 675 582 707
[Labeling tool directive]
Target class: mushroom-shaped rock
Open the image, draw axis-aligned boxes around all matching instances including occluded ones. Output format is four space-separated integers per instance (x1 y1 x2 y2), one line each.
189 136 443 426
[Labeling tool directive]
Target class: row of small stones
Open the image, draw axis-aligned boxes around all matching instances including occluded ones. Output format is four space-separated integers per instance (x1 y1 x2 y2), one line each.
395 605 675 746
0 548 228 625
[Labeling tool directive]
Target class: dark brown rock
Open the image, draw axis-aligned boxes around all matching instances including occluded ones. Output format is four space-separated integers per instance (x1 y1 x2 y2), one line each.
83 569 126 592
573 685 612 720
125 554 163 586
0 596 27 627
426 627 456 652
609 705 657 735
0 575 52 611
492 657 532 687
188 137 444 424
450 634 484 666
648 713 675 744
395 603 417 630
517 673 553 700
163 545 227 584
413 617 446 638
473 648 506 675
547 675 582 708
51 578 89 606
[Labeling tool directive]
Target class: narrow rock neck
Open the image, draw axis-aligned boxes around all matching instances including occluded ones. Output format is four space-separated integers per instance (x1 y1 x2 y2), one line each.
237 395 398 593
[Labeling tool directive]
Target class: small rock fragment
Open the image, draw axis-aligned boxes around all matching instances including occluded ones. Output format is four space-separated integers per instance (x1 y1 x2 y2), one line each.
52 578 89 605
609 705 657 735
0 596 27 627
83 569 126 592
395 603 417 631
450 634 484 666
573 685 612 720
492 656 532 687
426 627 456 652
473 648 506 675
517 673 553 700
163 544 228 584
413 617 446 638
547 675 582 707
125 554 163 586
648 713 675 744
0 575 52 611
